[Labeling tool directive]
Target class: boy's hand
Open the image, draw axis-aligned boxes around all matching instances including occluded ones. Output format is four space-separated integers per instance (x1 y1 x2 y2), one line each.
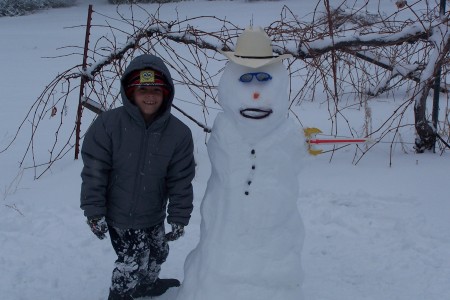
87 216 108 240
165 223 185 241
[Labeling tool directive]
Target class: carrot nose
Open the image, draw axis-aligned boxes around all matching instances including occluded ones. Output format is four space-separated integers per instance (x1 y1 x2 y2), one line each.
253 92 260 100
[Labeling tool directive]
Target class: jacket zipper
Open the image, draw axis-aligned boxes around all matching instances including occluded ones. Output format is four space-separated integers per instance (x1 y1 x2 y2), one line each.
129 126 150 227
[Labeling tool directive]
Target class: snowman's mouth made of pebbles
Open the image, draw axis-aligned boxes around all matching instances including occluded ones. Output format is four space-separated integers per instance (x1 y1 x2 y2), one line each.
240 108 273 119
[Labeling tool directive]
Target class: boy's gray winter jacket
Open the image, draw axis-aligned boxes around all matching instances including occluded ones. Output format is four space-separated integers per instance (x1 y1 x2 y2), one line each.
80 54 195 229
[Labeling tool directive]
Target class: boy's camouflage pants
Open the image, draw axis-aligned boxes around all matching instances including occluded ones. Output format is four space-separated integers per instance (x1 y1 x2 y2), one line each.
108 223 169 295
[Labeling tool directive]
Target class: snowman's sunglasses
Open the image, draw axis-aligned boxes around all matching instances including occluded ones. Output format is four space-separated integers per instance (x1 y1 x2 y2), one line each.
239 72 272 83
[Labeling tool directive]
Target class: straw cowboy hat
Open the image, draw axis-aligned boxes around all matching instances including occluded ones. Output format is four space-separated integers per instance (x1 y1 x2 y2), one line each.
219 26 292 69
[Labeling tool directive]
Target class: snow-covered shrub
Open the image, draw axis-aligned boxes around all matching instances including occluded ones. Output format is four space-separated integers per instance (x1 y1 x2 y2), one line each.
0 0 76 17
108 0 181 3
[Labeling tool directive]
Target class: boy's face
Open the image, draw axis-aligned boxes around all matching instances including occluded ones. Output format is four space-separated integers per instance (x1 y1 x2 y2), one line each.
133 86 164 122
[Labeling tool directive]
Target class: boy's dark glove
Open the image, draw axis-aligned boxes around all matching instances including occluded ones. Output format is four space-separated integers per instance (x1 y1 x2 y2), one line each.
86 216 108 240
165 223 185 241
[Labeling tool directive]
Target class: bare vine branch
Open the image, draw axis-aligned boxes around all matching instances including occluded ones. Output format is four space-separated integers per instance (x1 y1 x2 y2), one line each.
2 1 450 177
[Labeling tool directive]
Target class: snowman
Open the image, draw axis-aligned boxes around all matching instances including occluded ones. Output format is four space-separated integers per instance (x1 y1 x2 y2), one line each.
176 27 307 300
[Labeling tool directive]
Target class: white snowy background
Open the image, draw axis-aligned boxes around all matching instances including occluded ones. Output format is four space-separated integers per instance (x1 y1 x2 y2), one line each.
1 0 449 299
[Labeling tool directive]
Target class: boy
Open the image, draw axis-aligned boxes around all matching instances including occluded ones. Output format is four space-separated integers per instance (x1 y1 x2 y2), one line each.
80 54 195 300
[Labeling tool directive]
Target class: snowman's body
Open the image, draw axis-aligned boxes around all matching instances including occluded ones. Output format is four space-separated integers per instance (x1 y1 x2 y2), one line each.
176 61 306 300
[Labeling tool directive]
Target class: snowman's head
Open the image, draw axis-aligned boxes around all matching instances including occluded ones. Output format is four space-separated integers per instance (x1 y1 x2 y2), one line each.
218 60 290 143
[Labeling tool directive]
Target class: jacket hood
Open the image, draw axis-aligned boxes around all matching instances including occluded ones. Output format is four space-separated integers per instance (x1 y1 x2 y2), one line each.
120 54 175 126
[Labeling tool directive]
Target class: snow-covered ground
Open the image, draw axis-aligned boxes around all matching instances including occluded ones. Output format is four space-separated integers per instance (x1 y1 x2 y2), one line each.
1 1 449 299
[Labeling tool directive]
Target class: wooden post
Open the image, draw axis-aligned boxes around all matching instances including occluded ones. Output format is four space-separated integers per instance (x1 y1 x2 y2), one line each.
75 4 93 160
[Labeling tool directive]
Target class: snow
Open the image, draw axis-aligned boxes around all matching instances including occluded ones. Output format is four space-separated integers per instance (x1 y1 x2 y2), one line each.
1 1 450 300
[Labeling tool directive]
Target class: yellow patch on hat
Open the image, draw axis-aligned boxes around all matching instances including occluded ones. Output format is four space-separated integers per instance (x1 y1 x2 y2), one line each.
140 70 155 83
